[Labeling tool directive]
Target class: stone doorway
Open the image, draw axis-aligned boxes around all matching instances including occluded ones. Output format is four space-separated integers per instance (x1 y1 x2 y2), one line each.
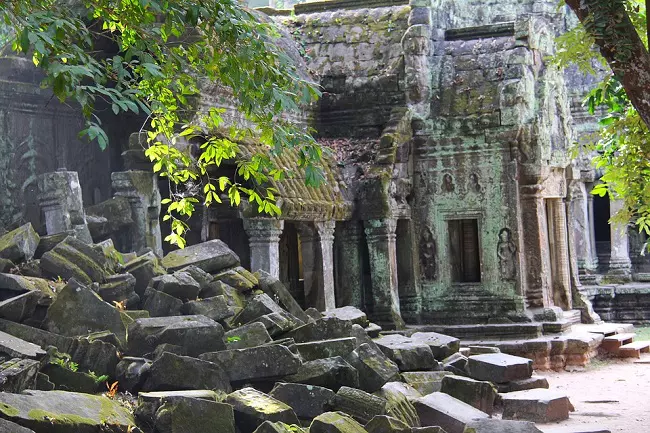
279 222 304 307
593 194 612 273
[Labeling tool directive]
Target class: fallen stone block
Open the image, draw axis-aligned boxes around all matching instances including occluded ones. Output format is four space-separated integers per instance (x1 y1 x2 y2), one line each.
224 322 272 349
254 421 307 433
0 291 42 323
154 395 236 433
155 271 201 300
374 335 436 372
40 236 108 284
0 358 39 393
44 281 126 342
97 273 138 307
269 382 335 420
468 354 533 383
463 418 544 432
286 317 353 343
232 293 285 326
0 319 118 376
375 382 421 427
124 252 166 297
411 332 460 360
142 287 183 317
181 295 233 322
152 343 186 359
142 352 231 393
297 337 357 361
257 311 304 337
323 306 370 328
0 418 34 433
162 239 240 273
256 270 312 324
378 381 423 400
310 412 368 433
135 389 220 426
365 415 410 433
214 266 257 292
200 344 301 382
0 390 135 432
401 372 453 396
442 353 468 376
346 343 400 393
285 356 359 391
440 375 497 414
411 428 447 433
0 330 45 359
127 315 225 357
413 392 488 433
0 223 39 263
468 346 500 356
226 387 299 433
499 389 574 423
0 259 13 273
115 356 151 393
39 363 98 393
334 386 387 424
497 376 549 393
0 273 53 300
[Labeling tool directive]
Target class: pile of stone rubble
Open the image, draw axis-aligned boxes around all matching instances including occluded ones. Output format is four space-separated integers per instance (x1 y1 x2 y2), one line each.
0 223 576 433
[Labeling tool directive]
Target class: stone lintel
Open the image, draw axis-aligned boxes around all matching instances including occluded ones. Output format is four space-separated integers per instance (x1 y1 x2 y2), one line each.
445 22 515 41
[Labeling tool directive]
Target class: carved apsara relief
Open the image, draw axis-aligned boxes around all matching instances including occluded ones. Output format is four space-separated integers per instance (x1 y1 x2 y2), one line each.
497 228 517 281
419 226 437 281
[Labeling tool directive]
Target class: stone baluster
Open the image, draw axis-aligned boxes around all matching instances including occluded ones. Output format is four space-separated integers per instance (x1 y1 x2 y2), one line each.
608 198 632 281
364 219 405 329
37 169 92 243
243 219 284 279
111 171 162 257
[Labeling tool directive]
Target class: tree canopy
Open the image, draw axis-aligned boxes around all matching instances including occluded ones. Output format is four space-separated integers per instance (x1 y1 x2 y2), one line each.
0 0 323 247
558 0 650 239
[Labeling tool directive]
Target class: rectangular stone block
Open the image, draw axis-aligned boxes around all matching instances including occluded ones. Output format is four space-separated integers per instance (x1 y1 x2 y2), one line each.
413 392 488 433
500 389 574 423
468 353 533 383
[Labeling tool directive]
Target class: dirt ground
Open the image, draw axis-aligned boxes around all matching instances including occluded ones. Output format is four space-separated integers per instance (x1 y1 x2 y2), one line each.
534 352 650 433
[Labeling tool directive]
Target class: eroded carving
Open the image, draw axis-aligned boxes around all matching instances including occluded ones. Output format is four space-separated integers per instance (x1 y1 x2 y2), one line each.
497 228 517 281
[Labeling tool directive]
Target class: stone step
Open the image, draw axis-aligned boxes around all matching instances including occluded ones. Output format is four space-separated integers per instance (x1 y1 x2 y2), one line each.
581 323 635 337
618 341 650 358
562 309 583 324
600 333 636 353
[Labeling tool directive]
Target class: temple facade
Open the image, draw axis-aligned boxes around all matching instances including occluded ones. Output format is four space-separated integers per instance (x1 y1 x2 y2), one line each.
1 0 649 328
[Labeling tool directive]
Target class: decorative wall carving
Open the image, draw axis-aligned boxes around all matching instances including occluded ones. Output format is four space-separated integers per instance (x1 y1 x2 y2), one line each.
497 228 517 280
419 226 437 281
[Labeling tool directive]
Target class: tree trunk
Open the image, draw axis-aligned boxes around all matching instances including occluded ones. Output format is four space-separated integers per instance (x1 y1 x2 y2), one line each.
566 0 650 127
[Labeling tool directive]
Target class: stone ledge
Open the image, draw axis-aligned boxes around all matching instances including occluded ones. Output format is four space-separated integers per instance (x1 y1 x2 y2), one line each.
445 22 515 41
295 0 409 14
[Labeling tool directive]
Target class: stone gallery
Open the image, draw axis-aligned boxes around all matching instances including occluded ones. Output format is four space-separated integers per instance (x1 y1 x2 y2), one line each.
0 0 648 432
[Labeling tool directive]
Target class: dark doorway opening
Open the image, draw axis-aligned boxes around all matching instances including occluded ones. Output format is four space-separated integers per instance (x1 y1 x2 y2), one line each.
449 219 481 283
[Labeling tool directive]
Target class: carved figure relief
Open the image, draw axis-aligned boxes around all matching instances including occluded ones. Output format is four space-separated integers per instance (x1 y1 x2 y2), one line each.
419 226 437 281
497 228 517 281
469 173 482 193
442 174 455 193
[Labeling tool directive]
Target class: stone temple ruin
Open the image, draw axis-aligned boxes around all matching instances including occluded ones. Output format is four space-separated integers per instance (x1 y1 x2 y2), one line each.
0 0 648 432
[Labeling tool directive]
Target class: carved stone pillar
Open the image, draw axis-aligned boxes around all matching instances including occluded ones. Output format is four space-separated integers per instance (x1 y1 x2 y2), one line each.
316 221 336 311
549 198 572 310
243 219 284 279
111 171 162 257
569 181 598 277
37 170 92 243
519 187 552 308
608 199 632 281
336 221 365 309
364 219 405 329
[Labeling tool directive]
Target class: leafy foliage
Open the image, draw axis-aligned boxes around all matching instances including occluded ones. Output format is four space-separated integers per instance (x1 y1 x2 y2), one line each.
556 0 650 238
0 0 323 247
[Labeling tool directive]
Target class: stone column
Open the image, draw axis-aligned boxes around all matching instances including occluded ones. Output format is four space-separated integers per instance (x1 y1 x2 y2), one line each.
608 198 632 280
243 219 284 279
364 219 405 329
336 221 365 309
519 186 552 308
586 191 599 273
569 181 598 277
316 221 336 311
37 169 92 243
549 198 572 310
111 171 162 257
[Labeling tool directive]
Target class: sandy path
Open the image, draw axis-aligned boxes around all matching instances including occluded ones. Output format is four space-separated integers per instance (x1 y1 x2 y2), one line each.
534 353 650 432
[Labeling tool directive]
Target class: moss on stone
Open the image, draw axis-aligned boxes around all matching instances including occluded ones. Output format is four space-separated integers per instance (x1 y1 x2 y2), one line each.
27 409 96 425
0 402 19 418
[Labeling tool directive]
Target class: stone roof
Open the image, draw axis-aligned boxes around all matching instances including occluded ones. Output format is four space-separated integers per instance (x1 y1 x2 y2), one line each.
238 142 353 221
